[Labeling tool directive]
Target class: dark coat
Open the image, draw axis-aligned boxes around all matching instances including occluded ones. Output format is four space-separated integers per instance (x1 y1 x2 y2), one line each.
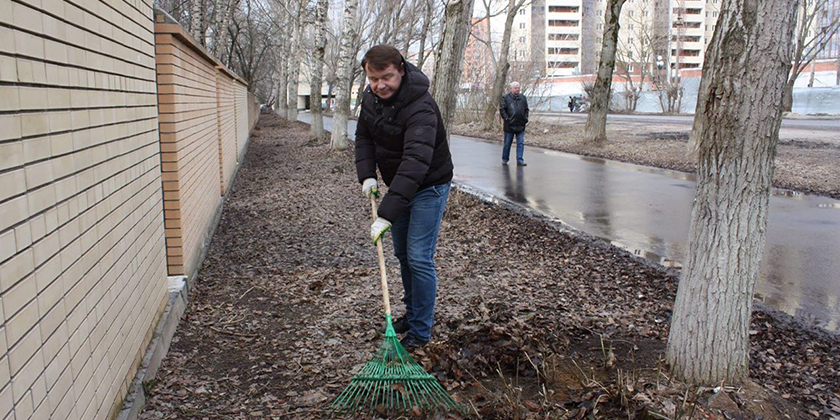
499 92 529 133
355 60 454 223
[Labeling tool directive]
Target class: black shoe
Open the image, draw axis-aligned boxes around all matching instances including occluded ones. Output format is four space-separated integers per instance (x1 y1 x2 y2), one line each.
400 334 429 350
517 161 527 166
392 316 410 334
502 161 508 165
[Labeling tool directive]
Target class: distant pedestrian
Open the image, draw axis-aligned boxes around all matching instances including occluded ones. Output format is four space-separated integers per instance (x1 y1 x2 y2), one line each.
568 97 575 113
499 82 529 166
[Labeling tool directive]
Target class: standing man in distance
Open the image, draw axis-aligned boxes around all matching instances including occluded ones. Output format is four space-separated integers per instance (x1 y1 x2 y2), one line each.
499 81 529 166
354 45 454 350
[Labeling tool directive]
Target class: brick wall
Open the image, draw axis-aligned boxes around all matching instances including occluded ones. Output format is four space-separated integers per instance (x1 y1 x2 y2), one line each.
154 25 222 278
153 18 253 278
0 0 169 418
216 69 237 195
235 81 249 159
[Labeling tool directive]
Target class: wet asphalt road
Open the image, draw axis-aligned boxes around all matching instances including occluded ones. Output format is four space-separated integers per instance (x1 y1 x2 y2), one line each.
301 113 840 332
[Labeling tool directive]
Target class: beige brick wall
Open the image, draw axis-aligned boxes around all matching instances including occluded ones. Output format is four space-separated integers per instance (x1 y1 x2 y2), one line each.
235 81 249 159
216 69 237 195
0 0 169 418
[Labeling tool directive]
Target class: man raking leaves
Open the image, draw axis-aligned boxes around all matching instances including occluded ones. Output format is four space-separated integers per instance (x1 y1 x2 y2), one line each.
331 44 458 413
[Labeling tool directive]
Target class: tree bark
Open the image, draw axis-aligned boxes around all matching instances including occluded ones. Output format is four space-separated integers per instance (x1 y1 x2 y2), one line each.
583 0 626 143
416 0 433 70
432 0 477 140
212 0 236 55
286 3 302 122
667 0 798 386
190 0 204 42
310 0 329 140
325 81 334 113
352 70 366 116
274 7 289 118
781 78 795 113
330 0 360 151
482 0 524 131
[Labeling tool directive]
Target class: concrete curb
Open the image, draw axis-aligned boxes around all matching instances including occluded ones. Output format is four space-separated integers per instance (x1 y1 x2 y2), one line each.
116 278 188 420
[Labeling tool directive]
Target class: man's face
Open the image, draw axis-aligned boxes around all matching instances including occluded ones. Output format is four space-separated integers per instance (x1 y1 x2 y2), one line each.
366 63 404 100
511 85 521 95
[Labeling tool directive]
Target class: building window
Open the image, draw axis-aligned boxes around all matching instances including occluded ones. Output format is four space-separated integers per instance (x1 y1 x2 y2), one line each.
643 11 648 17
520 36 526 43
597 23 603 29
713 11 718 17
520 23 525 29
548 33 580 40
548 19 580 27
628 10 634 17
548 5 579 12
519 8 525 15
548 47 580 55
548 61 578 68
629 23 634 30
597 10 603 15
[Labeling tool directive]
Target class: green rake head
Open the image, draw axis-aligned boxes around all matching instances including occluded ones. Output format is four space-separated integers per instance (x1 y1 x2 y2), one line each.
332 314 462 415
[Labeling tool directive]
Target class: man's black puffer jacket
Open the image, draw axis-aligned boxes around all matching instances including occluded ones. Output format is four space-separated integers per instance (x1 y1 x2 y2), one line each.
355 60 454 223
499 92 529 133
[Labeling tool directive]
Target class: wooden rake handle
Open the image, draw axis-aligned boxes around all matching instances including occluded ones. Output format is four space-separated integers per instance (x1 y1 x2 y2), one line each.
370 195 391 317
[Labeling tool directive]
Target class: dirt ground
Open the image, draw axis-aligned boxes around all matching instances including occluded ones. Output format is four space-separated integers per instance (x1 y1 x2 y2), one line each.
452 115 840 200
139 114 840 419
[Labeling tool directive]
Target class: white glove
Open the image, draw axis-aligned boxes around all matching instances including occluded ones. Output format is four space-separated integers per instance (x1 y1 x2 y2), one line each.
362 178 379 198
370 217 392 244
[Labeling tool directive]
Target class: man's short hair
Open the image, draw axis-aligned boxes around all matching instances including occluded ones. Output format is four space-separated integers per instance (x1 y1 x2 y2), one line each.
510 81 520 88
361 45 403 72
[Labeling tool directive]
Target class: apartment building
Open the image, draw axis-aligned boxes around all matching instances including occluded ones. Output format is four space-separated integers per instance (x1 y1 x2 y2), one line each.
669 0 721 70
463 18 492 86
510 0 839 77
816 0 840 60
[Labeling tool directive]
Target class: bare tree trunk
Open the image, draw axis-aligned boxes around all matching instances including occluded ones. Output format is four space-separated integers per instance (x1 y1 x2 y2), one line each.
808 56 817 87
287 4 303 121
782 78 795 112
667 0 798 386
190 0 204 41
352 70 366 116
330 0 360 151
836 52 840 85
583 0 626 144
416 0 433 70
212 0 235 54
432 0 477 139
310 0 329 140
275 22 289 118
325 81 334 113
482 0 524 131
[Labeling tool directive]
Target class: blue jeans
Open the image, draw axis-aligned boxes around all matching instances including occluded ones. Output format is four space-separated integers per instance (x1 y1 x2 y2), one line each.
390 183 451 341
503 131 525 163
